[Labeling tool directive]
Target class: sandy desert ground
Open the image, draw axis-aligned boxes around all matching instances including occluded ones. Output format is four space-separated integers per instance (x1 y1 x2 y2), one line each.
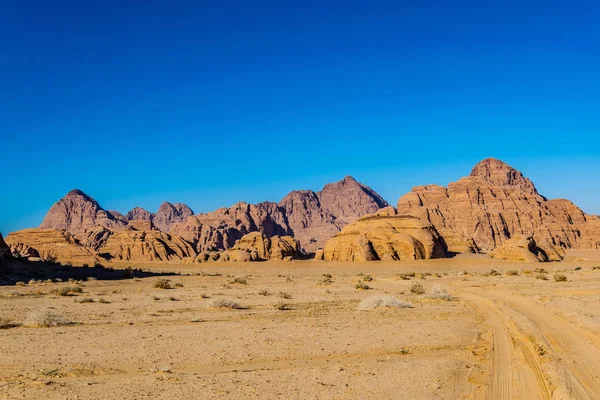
2 251 600 399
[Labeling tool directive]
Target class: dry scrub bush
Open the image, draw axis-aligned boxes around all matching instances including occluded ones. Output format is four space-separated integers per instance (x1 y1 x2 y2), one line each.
362 274 374 282
24 309 72 327
427 285 453 301
410 282 425 294
0 318 20 329
536 273 548 280
51 286 83 296
355 281 370 290
506 270 519 276
210 298 245 309
554 274 568 282
230 276 248 285
258 289 270 296
358 295 413 311
154 279 172 289
278 291 292 299
274 301 290 310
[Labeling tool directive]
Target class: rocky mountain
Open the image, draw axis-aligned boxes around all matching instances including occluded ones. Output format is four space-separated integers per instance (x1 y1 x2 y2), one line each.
194 232 299 263
396 158 599 254
39 189 127 234
153 202 194 232
126 206 154 222
171 176 389 253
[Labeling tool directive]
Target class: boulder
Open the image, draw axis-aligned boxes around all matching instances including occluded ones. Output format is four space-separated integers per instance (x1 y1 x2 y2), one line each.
490 235 563 262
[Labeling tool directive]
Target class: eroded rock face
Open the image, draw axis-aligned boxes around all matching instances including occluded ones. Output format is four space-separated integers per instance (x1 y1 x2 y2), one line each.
489 235 564 263
322 211 447 261
397 158 598 254
5 228 97 265
170 201 291 254
40 190 127 234
0 233 11 259
126 207 154 222
278 176 390 252
193 231 300 263
154 202 194 232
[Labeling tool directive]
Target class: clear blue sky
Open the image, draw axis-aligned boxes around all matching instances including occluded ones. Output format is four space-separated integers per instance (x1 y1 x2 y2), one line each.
1 0 599 234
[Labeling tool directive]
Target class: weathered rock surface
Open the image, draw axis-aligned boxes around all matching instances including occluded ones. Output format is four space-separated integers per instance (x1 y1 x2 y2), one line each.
171 201 291 254
0 233 11 259
322 211 447 261
5 229 97 265
126 207 154 222
490 235 564 263
278 176 389 252
40 190 127 234
397 158 600 254
193 232 300 263
154 202 194 232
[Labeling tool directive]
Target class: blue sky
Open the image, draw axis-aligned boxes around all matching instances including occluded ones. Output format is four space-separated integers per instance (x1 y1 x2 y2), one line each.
1 0 599 233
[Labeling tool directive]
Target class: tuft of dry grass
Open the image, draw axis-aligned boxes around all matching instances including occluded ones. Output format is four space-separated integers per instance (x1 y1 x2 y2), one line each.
354 281 370 290
487 269 501 277
230 276 248 285
410 282 425 295
554 274 568 282
258 289 270 296
51 286 83 296
362 274 374 282
357 295 413 311
274 301 290 310
536 273 548 280
210 298 245 309
427 285 453 301
24 309 72 327
154 279 172 289
278 291 292 299
505 270 519 276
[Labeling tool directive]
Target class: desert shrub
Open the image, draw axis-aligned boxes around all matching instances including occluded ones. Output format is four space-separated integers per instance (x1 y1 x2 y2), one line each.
357 295 413 311
42 252 59 264
154 279 172 289
488 269 501 276
76 297 94 303
174 282 184 288
322 273 332 279
506 270 519 276
535 268 548 274
320 274 334 285
593 266 600 271
536 273 548 280
98 298 109 304
230 276 248 285
24 309 72 327
210 298 245 309
355 281 370 290
410 282 425 295
362 274 374 282
51 286 83 296
258 289 270 296
274 301 290 310
554 274 567 282
427 285 453 301
278 291 292 299
0 318 20 329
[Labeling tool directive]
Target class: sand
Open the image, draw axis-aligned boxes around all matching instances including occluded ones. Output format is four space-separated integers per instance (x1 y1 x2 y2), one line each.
1 251 600 399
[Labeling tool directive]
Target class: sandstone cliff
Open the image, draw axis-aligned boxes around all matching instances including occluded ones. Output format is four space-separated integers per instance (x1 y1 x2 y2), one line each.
397 158 598 254
194 232 299 263
5 228 98 265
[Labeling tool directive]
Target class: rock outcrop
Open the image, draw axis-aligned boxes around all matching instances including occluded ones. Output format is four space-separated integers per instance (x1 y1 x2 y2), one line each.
397 158 599 254
322 210 447 261
0 233 11 259
126 207 154 222
490 235 564 263
278 176 389 252
39 190 127 234
153 202 194 232
171 201 291 253
5 228 98 265
193 232 299 263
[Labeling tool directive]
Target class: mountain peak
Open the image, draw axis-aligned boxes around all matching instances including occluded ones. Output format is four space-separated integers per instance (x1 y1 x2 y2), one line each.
470 158 538 194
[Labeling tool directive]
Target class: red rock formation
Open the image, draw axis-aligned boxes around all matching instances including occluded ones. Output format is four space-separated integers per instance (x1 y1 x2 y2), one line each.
39 190 126 234
154 202 194 232
126 207 154 222
397 158 598 253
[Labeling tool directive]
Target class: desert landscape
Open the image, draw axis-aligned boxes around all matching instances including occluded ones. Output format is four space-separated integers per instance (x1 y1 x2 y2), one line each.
2 158 600 399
